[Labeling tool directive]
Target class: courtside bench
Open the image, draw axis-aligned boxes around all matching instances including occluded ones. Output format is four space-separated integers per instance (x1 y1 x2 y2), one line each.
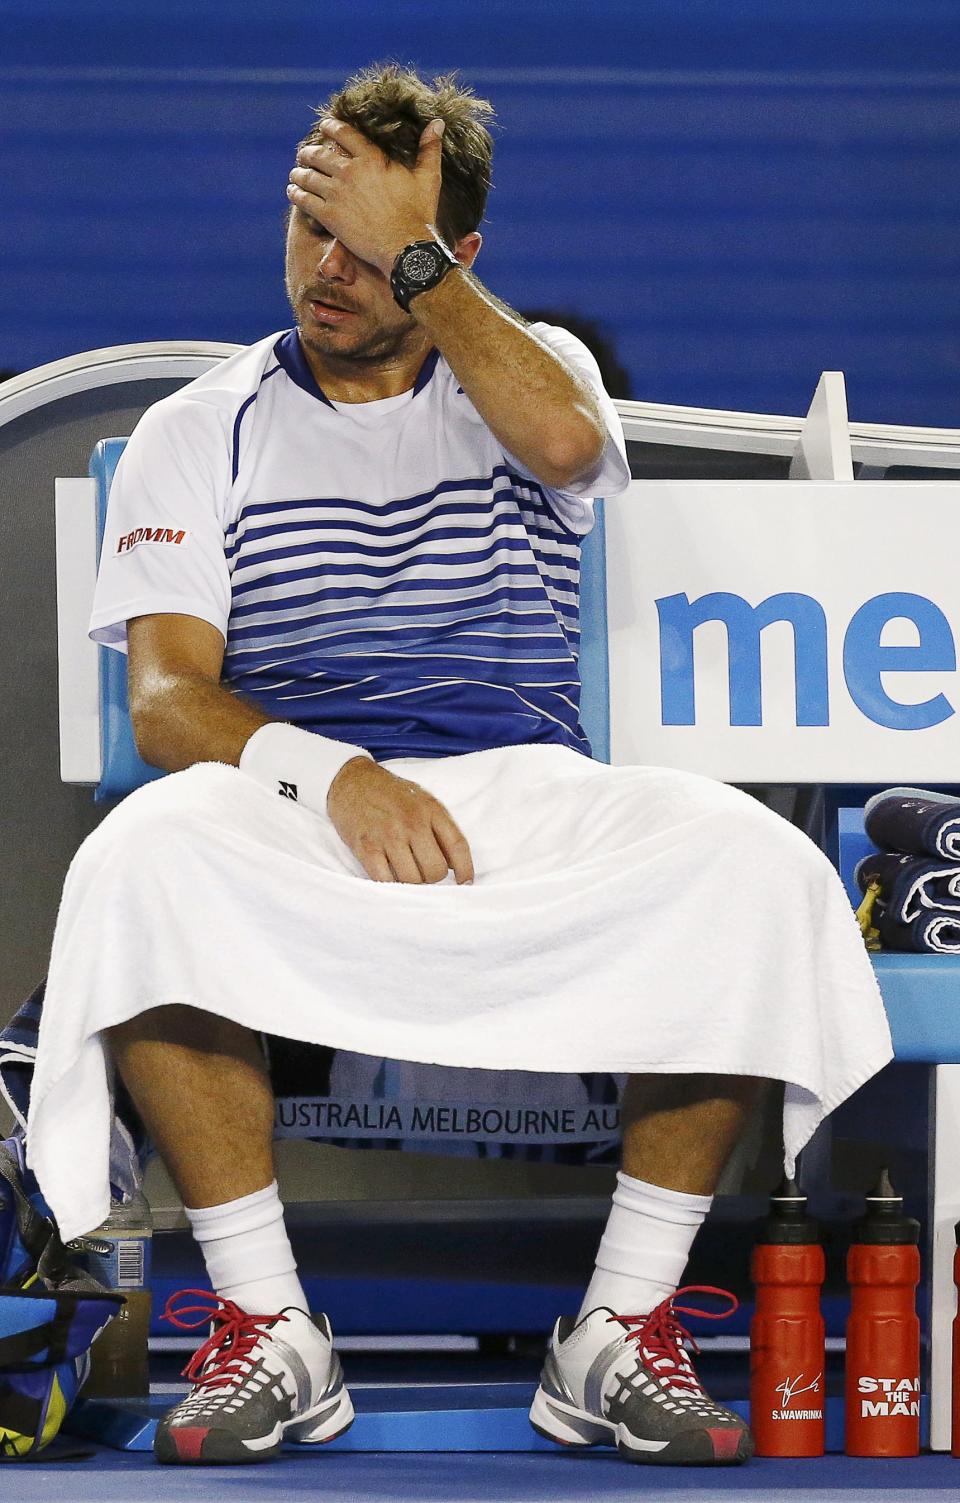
54 437 960 1451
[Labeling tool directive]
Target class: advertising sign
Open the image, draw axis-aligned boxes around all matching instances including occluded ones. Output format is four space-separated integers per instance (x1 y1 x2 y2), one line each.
606 481 960 782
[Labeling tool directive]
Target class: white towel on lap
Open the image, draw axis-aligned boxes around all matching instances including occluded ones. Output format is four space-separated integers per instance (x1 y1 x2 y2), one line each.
26 743 893 1243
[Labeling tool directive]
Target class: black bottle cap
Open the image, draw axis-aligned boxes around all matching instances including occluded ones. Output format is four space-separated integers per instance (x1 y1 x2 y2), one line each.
756 1176 823 1245
851 1168 920 1246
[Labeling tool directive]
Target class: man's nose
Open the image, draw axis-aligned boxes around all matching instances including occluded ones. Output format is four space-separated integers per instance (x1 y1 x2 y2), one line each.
317 237 356 283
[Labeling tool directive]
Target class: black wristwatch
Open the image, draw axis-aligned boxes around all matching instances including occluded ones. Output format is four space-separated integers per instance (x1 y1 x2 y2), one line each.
390 237 459 313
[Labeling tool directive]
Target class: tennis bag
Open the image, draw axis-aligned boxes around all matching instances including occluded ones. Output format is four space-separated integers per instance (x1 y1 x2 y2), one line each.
0 1135 123 1459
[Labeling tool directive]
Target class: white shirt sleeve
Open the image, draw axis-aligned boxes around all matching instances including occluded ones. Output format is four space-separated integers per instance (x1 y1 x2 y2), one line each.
88 395 233 656
500 322 632 535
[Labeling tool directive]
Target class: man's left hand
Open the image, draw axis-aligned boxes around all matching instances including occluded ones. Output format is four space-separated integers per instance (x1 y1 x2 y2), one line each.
288 117 445 276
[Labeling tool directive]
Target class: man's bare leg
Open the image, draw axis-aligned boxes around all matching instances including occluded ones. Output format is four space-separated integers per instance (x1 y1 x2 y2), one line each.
621 1072 767 1194
105 1004 275 1208
578 1072 767 1320
105 1003 314 1320
108 1007 353 1460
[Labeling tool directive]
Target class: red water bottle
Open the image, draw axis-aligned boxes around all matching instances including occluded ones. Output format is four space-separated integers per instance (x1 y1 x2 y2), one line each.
951 1220 960 1457
845 1168 920 1457
749 1177 826 1456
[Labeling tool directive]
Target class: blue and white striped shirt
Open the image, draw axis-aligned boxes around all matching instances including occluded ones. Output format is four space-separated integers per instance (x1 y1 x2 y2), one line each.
90 324 630 762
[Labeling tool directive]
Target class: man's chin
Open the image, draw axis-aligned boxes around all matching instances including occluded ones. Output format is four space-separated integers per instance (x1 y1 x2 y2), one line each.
297 319 399 364
299 320 354 349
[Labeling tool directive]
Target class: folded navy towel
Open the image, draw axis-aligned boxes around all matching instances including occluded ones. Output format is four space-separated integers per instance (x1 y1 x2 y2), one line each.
864 786 960 859
855 850 960 925
875 904 960 954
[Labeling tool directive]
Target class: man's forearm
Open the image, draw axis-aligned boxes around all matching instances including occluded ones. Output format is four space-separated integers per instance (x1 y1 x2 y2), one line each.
132 673 276 774
408 266 607 490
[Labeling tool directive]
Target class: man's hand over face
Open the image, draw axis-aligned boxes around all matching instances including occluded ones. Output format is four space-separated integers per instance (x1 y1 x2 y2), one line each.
288 117 446 276
327 758 475 885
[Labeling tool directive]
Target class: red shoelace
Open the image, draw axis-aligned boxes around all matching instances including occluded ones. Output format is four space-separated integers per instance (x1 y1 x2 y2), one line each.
606 1284 739 1391
161 1287 290 1392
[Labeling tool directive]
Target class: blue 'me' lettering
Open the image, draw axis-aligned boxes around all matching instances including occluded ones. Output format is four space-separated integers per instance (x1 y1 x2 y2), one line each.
656 591 829 726
843 592 955 730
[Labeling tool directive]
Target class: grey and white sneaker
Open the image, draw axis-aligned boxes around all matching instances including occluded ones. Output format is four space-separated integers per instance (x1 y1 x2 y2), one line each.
154 1287 354 1464
529 1285 753 1465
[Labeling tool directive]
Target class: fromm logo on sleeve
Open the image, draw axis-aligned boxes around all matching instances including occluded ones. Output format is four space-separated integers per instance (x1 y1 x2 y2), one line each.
116 527 188 554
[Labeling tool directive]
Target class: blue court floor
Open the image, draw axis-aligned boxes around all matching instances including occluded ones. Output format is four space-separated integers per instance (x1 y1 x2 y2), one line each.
13 1347 960 1503
10 1449 960 1502
13 1212 951 1500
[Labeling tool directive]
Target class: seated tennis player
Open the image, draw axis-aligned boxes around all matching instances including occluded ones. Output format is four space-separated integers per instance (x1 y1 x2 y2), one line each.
25 62 892 1468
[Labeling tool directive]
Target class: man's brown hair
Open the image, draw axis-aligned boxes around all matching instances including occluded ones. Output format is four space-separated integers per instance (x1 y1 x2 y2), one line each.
300 61 496 246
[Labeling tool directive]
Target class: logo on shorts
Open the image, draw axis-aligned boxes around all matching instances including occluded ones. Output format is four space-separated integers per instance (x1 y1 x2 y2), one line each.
116 526 187 554
279 781 299 801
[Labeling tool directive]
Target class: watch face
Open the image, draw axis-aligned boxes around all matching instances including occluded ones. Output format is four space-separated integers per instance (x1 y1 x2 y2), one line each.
402 247 440 285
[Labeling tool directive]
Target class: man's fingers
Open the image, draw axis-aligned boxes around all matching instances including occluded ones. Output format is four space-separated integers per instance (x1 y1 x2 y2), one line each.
432 815 475 885
362 849 394 883
383 841 424 885
409 830 456 885
295 145 344 179
286 184 327 220
364 831 472 886
416 118 445 170
289 166 333 198
317 116 367 157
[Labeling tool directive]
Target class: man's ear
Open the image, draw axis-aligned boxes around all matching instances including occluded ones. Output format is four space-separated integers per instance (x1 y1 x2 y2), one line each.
453 231 482 270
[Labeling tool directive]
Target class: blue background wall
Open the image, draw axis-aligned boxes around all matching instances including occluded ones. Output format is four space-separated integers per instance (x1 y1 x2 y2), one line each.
2 0 958 424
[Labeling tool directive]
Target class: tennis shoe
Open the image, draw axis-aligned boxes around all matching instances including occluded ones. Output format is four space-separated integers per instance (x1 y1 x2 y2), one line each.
529 1284 753 1465
153 1287 354 1464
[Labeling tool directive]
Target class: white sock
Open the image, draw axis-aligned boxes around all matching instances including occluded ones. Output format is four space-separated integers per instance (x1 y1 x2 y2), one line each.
578 1171 712 1321
184 1179 310 1317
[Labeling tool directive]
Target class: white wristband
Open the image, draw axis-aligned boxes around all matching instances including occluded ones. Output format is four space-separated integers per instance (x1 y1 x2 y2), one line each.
238 722 373 815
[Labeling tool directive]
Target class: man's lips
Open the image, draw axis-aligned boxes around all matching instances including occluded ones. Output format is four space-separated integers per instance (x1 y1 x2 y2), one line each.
308 297 358 324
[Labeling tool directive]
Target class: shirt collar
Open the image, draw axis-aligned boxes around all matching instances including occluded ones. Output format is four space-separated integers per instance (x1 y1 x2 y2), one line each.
273 330 441 408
